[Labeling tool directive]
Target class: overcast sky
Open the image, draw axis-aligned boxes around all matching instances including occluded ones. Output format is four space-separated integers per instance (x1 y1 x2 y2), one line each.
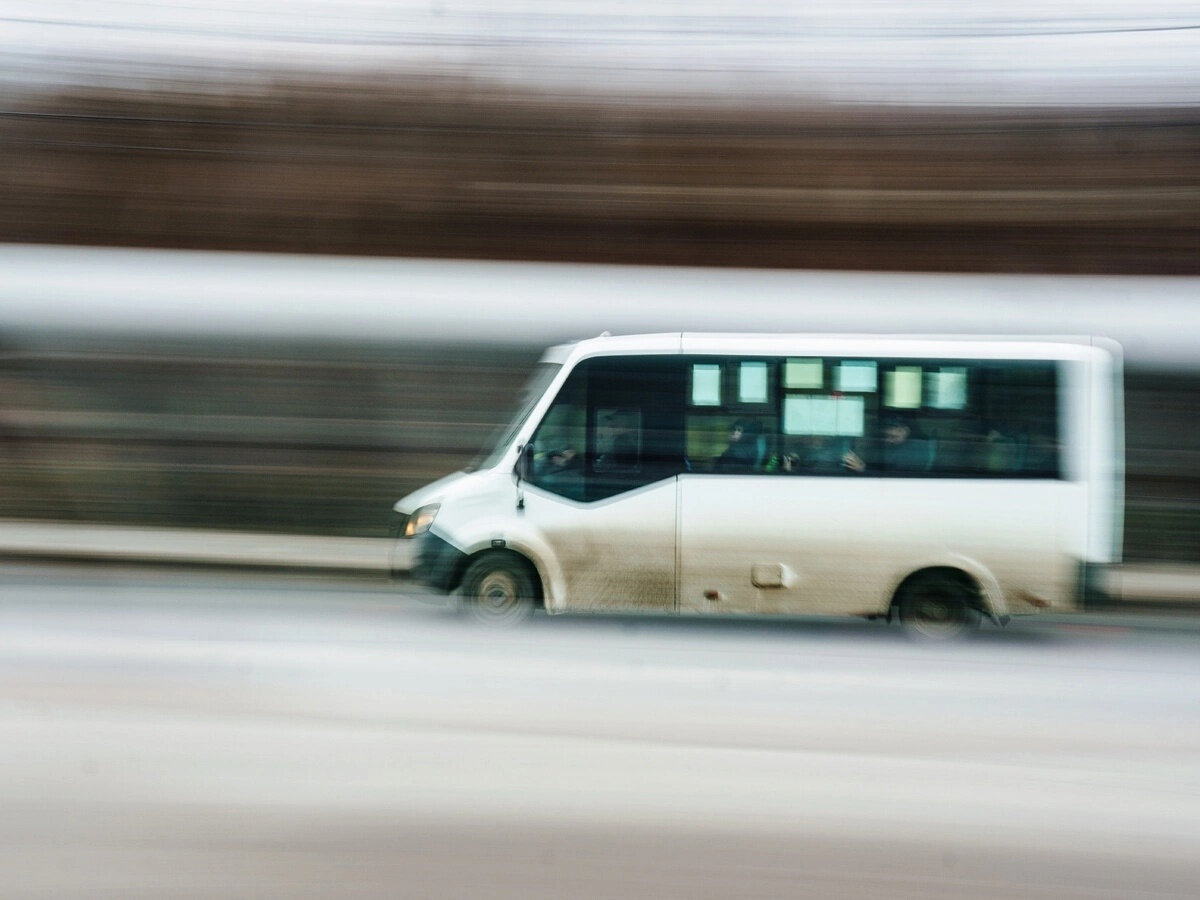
2 1 1198 105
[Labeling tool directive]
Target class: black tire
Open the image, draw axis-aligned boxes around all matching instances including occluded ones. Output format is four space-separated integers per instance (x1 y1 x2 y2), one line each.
459 554 537 625
897 573 981 641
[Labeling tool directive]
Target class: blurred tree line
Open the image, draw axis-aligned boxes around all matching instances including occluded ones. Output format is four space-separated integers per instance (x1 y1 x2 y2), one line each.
2 75 1198 272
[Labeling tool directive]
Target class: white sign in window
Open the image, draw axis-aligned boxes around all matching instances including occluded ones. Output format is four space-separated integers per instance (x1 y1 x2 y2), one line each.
885 366 923 408
691 364 722 406
783 358 823 390
927 367 968 409
835 360 877 393
784 395 865 437
835 396 866 435
738 361 769 403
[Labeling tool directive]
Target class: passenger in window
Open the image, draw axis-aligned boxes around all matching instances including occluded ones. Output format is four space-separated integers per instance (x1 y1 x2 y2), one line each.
541 447 585 498
544 447 579 477
596 410 639 471
809 436 850 474
715 419 764 473
777 450 801 473
780 436 847 475
843 416 933 474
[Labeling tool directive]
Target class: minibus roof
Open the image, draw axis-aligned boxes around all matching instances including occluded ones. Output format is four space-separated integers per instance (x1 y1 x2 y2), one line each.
540 333 1119 365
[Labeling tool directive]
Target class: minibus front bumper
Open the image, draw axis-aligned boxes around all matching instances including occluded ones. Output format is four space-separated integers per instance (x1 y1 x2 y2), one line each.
392 529 468 594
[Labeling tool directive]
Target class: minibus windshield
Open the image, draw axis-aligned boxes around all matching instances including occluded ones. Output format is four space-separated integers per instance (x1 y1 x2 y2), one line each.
466 362 562 471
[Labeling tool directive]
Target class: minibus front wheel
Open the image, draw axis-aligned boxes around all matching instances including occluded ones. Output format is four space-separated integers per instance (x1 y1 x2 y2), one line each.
459 552 538 625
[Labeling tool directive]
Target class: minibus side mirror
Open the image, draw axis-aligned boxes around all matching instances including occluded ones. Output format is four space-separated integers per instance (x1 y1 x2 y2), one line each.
514 444 532 483
513 444 531 511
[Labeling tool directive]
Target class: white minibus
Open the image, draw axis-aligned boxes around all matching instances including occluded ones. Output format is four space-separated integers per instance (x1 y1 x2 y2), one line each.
392 333 1123 637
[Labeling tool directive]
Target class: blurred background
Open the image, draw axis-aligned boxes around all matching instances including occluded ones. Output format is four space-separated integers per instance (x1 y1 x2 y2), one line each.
3 5 1200 898
1 1 1197 563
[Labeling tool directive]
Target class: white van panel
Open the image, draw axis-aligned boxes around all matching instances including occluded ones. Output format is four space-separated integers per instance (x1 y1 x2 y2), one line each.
521 479 678 613
679 474 885 614
679 477 1082 616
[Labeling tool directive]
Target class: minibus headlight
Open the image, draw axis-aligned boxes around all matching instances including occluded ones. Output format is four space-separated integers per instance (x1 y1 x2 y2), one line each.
403 503 440 538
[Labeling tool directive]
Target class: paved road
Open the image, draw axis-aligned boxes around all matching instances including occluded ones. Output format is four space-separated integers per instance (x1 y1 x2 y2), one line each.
2 563 1198 898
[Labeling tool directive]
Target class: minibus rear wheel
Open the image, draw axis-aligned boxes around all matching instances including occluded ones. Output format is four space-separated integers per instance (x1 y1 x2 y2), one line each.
460 553 537 625
896 571 981 641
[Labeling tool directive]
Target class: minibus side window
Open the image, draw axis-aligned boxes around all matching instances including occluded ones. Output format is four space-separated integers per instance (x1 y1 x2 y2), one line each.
935 360 1061 479
527 363 589 500
528 356 688 502
682 356 1063 479
686 357 779 474
772 358 1062 479
774 357 871 475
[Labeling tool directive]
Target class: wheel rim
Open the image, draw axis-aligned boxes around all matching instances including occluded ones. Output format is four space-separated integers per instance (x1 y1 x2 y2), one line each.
473 570 524 621
907 587 969 639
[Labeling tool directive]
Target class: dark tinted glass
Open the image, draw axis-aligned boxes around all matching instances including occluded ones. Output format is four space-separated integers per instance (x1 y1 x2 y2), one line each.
684 355 1061 479
528 355 688 501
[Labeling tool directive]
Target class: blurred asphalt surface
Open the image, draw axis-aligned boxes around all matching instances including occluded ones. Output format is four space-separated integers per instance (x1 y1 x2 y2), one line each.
2 559 1199 899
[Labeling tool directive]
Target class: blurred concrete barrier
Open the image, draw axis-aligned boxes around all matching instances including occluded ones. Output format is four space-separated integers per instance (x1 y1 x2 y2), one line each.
0 520 398 575
0 518 1196 609
1108 565 1200 606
